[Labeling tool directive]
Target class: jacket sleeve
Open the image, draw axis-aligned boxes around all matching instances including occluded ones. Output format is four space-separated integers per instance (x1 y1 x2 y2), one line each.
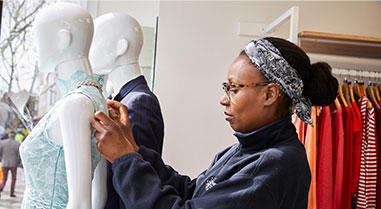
135 146 197 199
112 151 277 209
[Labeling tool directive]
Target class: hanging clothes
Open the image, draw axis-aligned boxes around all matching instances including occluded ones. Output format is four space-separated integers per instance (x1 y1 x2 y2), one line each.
306 106 318 209
294 115 306 145
316 106 334 209
332 104 345 209
352 100 363 208
356 97 378 209
293 94 381 209
376 105 381 209
343 106 354 209
365 102 378 209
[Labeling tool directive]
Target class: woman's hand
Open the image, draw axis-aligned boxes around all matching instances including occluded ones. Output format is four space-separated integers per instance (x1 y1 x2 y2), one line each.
91 100 139 163
107 100 139 151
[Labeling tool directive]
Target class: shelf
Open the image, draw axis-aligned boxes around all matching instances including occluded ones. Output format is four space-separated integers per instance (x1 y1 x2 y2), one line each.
298 31 381 59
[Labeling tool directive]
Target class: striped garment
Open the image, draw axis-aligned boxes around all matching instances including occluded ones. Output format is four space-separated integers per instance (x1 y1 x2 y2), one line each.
356 97 378 209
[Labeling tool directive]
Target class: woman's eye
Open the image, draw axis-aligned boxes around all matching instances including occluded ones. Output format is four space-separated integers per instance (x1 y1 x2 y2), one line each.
230 88 239 94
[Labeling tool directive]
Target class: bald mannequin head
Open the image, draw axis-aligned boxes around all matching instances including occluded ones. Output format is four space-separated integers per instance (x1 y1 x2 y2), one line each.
34 3 93 73
89 12 144 74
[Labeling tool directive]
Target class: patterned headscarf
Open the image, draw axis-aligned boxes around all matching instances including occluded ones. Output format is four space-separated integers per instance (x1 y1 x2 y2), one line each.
244 39 313 125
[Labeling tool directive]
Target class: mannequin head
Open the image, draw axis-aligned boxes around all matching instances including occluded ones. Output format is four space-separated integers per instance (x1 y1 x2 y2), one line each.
34 3 94 73
89 12 144 75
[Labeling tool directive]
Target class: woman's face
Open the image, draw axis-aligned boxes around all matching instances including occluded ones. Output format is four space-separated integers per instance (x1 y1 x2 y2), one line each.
220 55 269 133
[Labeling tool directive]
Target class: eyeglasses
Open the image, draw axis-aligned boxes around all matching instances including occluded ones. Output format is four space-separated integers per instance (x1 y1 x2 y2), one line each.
222 81 270 101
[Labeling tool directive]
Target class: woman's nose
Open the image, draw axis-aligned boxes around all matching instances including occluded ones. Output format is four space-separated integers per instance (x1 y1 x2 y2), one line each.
220 94 230 106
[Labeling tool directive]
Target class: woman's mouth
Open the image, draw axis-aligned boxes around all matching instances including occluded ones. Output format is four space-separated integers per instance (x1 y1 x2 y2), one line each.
224 111 233 121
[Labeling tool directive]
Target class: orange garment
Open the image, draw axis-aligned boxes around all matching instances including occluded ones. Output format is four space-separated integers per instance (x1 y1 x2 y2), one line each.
294 115 306 144
305 106 318 209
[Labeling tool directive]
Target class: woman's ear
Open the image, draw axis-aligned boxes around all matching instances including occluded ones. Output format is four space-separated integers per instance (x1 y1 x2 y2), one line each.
57 29 72 50
264 83 280 106
116 38 129 57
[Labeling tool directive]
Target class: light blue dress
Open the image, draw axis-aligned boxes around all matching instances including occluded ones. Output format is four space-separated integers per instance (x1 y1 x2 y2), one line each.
20 71 108 209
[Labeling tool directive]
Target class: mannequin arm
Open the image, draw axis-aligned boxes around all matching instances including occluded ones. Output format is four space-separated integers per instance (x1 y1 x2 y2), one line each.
92 157 108 209
59 94 94 209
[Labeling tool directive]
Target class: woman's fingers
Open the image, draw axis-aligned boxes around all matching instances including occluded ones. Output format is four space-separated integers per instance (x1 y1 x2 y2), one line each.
91 105 138 162
90 118 107 135
108 109 119 121
94 129 103 141
94 111 114 126
107 100 124 111
107 100 130 126
118 105 129 126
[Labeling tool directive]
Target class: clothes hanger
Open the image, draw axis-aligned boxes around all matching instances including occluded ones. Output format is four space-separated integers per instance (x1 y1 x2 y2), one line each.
348 70 356 104
373 72 381 102
370 72 381 108
337 70 348 107
367 81 380 109
343 76 352 108
338 83 348 107
361 71 373 109
377 72 381 98
334 97 341 109
355 70 372 108
359 71 366 98
349 83 356 103
353 70 363 99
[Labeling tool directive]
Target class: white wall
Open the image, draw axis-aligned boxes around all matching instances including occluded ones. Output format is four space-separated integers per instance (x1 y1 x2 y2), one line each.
88 1 159 27
154 1 381 178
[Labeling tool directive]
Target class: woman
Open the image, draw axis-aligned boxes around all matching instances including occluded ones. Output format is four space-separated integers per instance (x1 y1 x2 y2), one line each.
91 37 338 209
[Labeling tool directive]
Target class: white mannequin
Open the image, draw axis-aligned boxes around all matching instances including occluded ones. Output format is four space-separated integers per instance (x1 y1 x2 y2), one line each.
89 12 144 95
33 3 106 209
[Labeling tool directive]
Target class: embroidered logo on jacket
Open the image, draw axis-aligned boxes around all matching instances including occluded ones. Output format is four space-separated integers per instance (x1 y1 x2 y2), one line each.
205 176 216 191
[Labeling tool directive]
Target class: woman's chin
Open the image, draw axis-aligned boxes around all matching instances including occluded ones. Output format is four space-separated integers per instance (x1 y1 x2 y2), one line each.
229 122 240 132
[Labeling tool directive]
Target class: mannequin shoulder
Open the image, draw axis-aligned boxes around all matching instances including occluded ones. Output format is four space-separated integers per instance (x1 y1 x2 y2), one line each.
59 93 94 114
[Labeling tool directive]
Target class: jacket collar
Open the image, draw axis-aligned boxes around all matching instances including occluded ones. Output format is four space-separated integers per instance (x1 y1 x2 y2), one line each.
113 75 146 101
234 114 296 151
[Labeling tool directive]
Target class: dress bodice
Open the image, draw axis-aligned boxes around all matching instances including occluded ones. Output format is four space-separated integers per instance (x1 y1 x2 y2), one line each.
19 70 108 209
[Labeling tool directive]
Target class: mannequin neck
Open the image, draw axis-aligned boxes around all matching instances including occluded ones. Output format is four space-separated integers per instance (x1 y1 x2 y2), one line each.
56 57 92 79
109 62 142 94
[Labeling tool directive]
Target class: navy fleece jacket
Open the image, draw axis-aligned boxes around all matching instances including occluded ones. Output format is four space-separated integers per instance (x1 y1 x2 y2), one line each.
111 114 311 209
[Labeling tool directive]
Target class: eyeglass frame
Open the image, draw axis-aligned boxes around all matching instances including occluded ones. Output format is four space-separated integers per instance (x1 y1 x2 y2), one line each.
222 81 271 101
